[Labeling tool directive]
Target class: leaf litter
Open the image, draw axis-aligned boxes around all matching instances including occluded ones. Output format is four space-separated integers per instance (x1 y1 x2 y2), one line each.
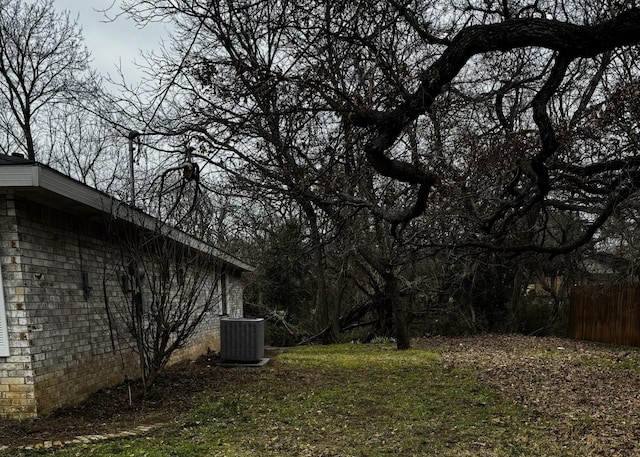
420 335 640 456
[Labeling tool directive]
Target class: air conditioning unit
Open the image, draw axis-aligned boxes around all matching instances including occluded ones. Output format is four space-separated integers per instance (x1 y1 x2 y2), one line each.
220 318 265 363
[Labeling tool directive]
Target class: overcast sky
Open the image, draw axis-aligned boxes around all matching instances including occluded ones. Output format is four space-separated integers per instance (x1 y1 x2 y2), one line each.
53 0 168 83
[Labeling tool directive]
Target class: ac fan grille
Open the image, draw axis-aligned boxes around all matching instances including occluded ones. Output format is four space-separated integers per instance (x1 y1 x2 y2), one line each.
220 318 265 362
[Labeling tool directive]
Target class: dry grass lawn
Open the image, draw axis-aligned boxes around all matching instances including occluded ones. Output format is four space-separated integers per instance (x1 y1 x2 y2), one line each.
2 335 640 456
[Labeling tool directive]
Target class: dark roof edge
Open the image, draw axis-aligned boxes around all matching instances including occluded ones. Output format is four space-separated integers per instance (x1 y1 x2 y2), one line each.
0 153 35 165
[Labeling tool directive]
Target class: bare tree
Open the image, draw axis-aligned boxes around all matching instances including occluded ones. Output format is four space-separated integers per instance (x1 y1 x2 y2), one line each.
39 103 130 193
110 204 225 396
0 0 94 160
115 0 640 347
345 2 640 252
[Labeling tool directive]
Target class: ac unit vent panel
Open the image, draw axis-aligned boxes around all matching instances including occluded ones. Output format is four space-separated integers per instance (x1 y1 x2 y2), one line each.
220 318 265 362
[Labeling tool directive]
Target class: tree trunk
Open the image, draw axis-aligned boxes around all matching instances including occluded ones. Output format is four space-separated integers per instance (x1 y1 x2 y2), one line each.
509 268 523 332
384 273 411 350
301 201 338 344
393 303 411 350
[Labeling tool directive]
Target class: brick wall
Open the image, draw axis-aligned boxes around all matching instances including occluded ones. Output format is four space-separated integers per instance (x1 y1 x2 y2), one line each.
226 270 245 319
0 192 36 418
170 269 245 363
0 194 245 418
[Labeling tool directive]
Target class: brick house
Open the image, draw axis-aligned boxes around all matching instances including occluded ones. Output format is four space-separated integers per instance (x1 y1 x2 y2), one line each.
0 154 253 418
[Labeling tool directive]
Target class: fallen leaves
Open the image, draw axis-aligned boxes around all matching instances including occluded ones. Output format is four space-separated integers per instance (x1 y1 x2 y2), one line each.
420 335 640 456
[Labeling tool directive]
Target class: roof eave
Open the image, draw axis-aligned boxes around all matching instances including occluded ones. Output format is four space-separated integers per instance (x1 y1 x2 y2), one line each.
0 163 254 273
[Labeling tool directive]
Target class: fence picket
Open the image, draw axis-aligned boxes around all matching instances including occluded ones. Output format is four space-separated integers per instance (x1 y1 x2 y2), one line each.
570 283 640 346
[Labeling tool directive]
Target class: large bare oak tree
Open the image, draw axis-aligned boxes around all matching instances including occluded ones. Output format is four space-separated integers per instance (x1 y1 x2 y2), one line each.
118 0 640 347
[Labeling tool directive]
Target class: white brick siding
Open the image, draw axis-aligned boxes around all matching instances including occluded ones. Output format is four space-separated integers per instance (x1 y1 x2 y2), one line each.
0 192 245 418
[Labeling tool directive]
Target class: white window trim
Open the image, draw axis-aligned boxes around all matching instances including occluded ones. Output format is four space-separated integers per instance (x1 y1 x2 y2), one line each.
0 261 10 357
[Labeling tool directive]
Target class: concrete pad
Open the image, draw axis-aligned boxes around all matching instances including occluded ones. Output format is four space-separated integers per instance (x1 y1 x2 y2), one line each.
217 358 270 368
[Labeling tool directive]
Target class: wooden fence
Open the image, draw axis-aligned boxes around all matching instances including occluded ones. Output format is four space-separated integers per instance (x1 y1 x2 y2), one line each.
570 283 640 347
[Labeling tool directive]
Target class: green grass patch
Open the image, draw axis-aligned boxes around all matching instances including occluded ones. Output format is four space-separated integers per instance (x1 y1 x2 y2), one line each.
14 343 576 456
577 353 640 371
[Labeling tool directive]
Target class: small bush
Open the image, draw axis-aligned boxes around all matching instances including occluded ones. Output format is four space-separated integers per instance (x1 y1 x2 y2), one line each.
517 291 567 336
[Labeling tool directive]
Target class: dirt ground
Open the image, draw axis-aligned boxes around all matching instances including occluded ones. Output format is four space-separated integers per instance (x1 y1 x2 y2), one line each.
1 336 639 453
0 352 227 449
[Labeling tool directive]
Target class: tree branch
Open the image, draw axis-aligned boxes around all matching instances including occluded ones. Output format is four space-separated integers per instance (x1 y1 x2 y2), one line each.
350 9 640 226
